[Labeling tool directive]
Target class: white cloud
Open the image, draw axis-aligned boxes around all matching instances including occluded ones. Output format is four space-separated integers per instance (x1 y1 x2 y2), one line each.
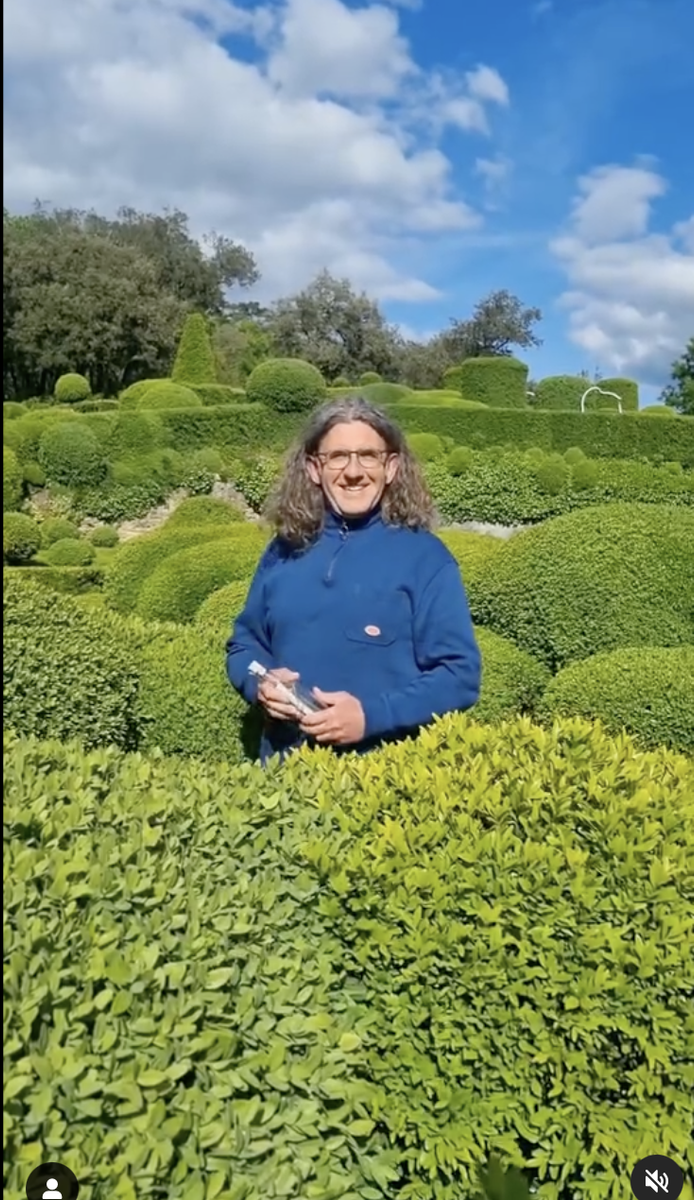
466 65 510 107
552 163 694 385
3 0 488 302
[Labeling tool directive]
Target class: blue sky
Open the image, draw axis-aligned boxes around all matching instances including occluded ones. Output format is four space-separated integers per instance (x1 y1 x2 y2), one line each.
4 0 693 399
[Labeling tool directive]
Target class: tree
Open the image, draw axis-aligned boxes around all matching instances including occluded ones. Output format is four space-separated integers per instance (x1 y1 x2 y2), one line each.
212 318 274 385
440 289 542 361
267 270 401 382
661 337 694 415
172 312 217 384
3 210 186 397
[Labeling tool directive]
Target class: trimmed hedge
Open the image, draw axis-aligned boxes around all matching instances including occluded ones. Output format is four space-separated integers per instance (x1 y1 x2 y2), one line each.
104 523 264 614
88 524 120 548
4 716 693 1198
538 645 694 754
171 312 217 385
437 529 508 585
3 410 80 464
3 574 140 747
4 513 41 564
105 411 169 459
359 371 382 384
54 372 91 404
40 517 80 547
134 528 268 624
246 358 327 413
470 502 694 670
4 446 23 511
4 564 105 594
640 405 676 417
194 577 252 639
44 537 97 567
38 421 108 488
474 626 550 721
118 378 164 408
138 381 202 411
598 376 639 411
457 356 529 408
408 432 445 462
165 495 246 528
188 383 246 406
534 375 587 411
3 401 27 420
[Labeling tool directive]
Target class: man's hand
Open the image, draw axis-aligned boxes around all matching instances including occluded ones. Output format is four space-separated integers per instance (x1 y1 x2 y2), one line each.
257 668 302 722
299 688 366 746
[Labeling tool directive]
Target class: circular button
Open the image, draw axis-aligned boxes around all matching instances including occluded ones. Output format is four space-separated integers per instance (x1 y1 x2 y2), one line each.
25 1162 80 1200
630 1155 684 1200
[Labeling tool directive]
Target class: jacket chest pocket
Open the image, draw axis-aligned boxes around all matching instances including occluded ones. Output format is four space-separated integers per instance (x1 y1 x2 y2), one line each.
344 593 412 648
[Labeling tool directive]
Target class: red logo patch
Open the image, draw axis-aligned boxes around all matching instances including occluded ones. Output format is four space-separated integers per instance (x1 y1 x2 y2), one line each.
364 625 381 636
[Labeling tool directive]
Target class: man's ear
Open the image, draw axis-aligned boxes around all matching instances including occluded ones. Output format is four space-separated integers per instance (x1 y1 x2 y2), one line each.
385 454 400 485
306 456 321 486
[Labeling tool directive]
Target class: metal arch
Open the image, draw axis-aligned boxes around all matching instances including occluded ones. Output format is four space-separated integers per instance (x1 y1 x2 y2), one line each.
580 384 623 414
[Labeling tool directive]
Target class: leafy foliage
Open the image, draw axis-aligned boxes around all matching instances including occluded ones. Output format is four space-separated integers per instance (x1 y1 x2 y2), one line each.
165 495 245 528
171 312 217 385
4 715 692 1198
407 432 445 462
3 446 23 511
134 528 268 623
470 502 694 669
54 372 91 404
194 577 252 639
474 627 550 721
440 289 542 360
89 524 120 548
661 335 694 415
538 644 694 753
3 513 41 564
246 357 327 413
534 375 587 410
138 381 202 410
458 357 529 409
40 517 80 547
38 422 108 488
44 537 97 567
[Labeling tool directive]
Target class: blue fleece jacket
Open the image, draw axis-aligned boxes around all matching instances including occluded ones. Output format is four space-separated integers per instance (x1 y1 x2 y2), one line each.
226 505 481 763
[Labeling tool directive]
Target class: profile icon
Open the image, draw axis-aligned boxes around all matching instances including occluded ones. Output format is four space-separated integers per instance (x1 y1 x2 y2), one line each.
25 1162 79 1200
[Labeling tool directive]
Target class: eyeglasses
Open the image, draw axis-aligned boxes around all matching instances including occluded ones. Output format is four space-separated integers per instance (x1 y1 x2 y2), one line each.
315 450 390 471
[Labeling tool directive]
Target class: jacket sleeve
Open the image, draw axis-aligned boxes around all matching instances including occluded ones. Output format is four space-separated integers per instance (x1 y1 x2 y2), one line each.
359 558 481 739
226 541 279 705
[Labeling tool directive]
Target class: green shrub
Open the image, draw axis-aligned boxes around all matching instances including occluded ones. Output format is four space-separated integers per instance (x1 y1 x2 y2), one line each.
137 381 202 410
4 564 104 595
360 382 413 405
3 513 41 564
135 528 267 624
332 374 351 387
171 311 217 384
38 421 108 488
563 445 587 465
187 383 246 406
359 370 382 384
76 480 169 524
470 502 694 670
22 461 47 487
523 446 546 466
3 576 140 747
165 495 245 529
534 375 587 410
110 448 183 492
442 365 465 392
118 378 164 408
54 372 91 404
437 529 507 585
534 452 571 495
408 432 444 462
246 358 327 413
474 626 550 721
597 376 639 411
44 537 97 567
40 517 80 547
104 524 259 614
194 577 252 638
3 401 27 420
105 411 168 458
400 390 486 408
3 446 23 511
457 357 529 409
571 458 599 489
4 411 79 464
89 523 120 548
73 397 119 412
4 714 692 1199
187 446 225 475
538 645 694 754
447 445 475 476
640 405 676 417
232 456 283 512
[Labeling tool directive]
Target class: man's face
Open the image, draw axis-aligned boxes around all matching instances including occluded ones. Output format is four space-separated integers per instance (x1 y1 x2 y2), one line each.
307 420 399 517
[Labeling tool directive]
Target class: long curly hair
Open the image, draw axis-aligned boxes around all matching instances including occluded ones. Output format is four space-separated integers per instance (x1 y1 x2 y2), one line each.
264 396 436 548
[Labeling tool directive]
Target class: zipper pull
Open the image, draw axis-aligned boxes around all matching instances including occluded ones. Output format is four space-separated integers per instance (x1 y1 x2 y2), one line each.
341 521 349 539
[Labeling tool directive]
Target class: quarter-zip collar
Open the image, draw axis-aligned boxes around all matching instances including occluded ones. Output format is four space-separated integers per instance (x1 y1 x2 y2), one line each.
323 503 383 535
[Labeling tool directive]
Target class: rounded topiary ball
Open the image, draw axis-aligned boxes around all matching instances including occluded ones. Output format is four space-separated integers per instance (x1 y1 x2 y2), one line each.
44 538 97 567
4 513 41 564
359 371 382 385
89 524 120 548
408 433 444 463
246 358 327 413
54 373 91 404
41 517 80 548
38 422 108 488
137 382 201 410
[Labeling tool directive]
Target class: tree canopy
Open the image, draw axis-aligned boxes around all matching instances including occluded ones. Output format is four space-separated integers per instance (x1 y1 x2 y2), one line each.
661 337 694 416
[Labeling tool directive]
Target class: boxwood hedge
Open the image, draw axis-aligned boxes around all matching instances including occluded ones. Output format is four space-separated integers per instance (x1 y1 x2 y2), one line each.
194 578 253 639
457 356 529 408
538 644 694 754
134 529 268 624
4 446 24 511
469 502 694 670
4 715 693 1199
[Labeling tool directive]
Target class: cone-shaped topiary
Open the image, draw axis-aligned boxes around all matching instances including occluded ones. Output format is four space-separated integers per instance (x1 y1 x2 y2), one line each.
172 313 217 385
